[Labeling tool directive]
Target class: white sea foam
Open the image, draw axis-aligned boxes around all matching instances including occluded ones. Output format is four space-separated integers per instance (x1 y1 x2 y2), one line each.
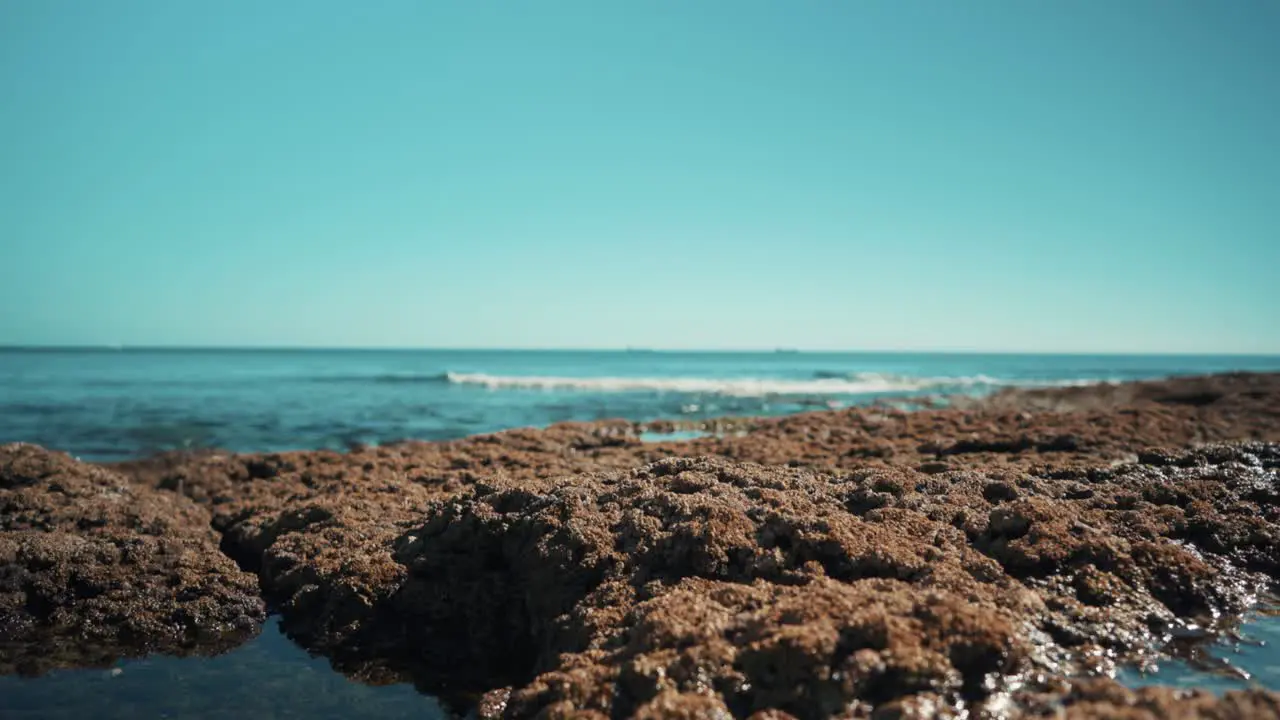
444 371 1107 397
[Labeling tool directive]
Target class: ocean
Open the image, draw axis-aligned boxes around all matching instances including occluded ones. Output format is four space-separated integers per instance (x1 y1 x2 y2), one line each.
5 348 1280 462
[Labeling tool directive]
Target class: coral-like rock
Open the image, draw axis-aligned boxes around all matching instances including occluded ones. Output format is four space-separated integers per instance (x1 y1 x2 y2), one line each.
83 373 1280 717
0 444 264 675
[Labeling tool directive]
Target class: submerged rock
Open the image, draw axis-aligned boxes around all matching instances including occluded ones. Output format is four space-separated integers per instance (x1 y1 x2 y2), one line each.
0 444 264 675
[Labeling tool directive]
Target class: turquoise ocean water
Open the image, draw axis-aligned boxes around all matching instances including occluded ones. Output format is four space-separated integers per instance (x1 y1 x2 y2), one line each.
2 349 1279 717
5 348 1280 462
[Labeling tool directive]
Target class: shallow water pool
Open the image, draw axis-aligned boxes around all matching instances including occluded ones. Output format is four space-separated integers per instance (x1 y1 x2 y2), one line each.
1117 615 1280 694
0 620 446 720
4 618 1279 717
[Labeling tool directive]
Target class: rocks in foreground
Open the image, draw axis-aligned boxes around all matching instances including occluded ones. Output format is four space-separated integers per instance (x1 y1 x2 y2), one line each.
393 447 1280 717
0 443 265 676
5 372 1280 717
129 439 1280 717
1049 680 1280 720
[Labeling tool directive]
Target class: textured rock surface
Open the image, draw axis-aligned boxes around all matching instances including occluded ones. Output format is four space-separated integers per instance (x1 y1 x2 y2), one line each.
118 442 1280 716
1028 679 1280 720
401 449 1280 717
0 443 264 675
11 372 1279 716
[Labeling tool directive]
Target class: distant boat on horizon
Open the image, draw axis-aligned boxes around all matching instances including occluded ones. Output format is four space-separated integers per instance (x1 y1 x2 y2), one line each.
774 348 800 354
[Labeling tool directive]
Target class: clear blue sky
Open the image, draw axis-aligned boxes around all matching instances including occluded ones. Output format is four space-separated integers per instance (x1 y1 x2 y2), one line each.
2 1 1277 353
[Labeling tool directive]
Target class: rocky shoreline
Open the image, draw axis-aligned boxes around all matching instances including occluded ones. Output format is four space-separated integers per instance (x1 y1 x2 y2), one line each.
3 372 1280 718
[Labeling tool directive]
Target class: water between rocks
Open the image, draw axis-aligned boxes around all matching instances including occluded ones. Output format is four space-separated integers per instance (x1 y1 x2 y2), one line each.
1118 614 1280 695
4 616 1277 718
0 619 447 720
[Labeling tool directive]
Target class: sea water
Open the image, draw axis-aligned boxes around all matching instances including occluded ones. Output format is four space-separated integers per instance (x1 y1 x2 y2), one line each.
3 349 1280 714
5 348 1280 462
0 620 446 720
1118 613 1280 693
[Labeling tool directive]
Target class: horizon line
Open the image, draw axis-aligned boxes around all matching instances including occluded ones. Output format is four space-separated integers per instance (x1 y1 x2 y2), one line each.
2 344 1279 358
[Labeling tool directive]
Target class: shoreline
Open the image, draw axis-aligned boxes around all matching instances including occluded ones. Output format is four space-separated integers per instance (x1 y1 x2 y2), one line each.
100 370 1280 468
4 372 1280 718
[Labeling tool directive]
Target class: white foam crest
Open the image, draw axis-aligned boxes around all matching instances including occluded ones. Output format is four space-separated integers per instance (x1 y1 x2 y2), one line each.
445 371 1107 396
838 372 1107 389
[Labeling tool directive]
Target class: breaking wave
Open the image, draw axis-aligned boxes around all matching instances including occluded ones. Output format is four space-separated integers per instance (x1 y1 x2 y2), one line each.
443 371 1107 397
811 371 1104 388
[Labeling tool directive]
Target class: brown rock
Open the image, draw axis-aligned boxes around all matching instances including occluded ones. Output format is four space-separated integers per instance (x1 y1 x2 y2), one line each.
1033 678 1280 719
388 449 1274 716
0 443 264 675
86 372 1280 717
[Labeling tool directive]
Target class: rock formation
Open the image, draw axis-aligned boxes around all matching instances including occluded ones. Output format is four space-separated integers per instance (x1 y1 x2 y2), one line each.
5 373 1280 717
0 443 264 675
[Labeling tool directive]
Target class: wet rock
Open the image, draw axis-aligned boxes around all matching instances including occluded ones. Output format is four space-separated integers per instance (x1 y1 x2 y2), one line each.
1023 677 1280 719
0 444 264 676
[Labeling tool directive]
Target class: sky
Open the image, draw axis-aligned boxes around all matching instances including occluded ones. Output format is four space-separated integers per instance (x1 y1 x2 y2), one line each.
1 1 1277 354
